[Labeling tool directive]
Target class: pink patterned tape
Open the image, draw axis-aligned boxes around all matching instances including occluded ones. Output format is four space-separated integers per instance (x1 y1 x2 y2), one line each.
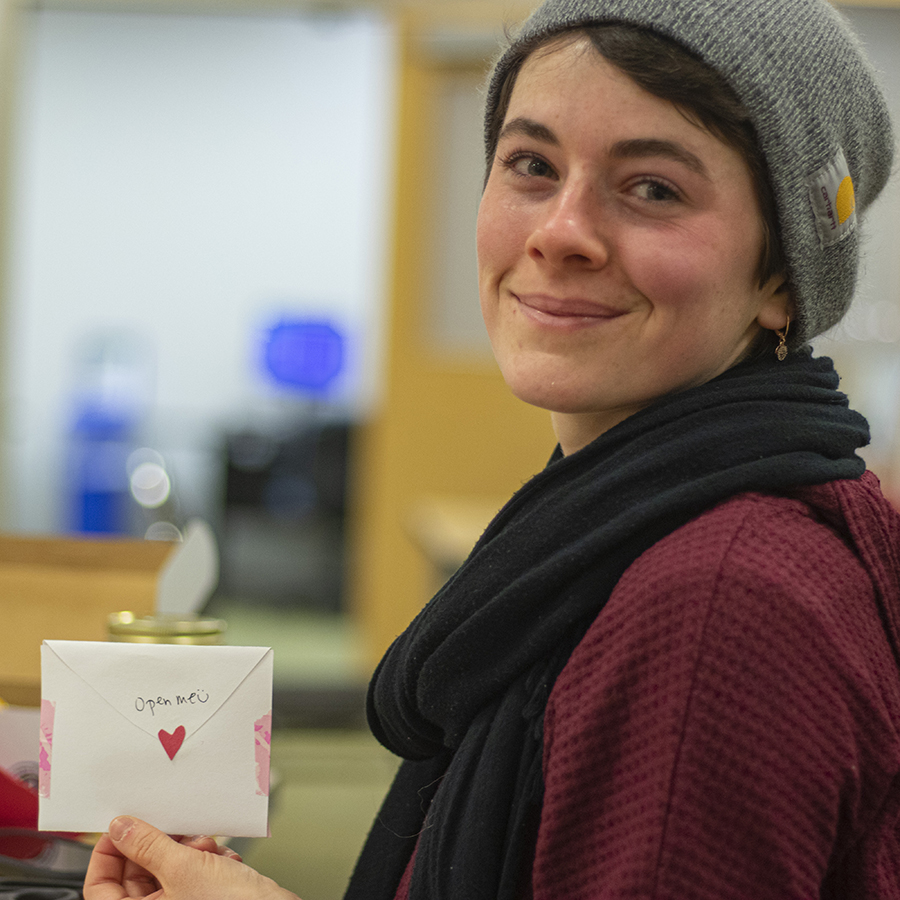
39 699 55 799
254 711 272 797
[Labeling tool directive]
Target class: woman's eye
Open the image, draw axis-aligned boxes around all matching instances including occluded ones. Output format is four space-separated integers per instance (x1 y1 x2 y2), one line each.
632 178 680 203
500 152 556 180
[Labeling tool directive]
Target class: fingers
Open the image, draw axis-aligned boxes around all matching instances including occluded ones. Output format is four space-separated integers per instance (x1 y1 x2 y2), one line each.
180 835 218 853
109 816 173 869
87 815 299 900
108 815 193 896
179 835 243 862
84 832 159 900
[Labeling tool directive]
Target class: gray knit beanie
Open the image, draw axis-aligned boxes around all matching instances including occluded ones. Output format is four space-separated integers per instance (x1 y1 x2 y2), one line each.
485 0 895 345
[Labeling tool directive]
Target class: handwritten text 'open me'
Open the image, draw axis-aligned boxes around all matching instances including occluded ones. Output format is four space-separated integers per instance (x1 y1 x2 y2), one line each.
135 691 210 716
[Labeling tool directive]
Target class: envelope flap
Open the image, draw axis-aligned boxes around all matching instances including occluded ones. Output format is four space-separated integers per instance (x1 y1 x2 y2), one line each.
44 641 270 739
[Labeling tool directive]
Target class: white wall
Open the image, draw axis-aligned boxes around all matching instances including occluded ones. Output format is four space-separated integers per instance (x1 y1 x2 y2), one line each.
815 7 900 488
3 8 396 532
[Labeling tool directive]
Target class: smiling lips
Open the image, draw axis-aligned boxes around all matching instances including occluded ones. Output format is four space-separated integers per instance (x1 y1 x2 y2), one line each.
514 292 626 324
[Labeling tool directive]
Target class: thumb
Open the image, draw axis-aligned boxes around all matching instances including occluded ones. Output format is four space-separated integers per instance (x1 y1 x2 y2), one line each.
108 815 187 874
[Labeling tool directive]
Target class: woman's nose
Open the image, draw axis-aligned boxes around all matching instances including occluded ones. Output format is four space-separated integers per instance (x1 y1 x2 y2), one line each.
525 183 610 270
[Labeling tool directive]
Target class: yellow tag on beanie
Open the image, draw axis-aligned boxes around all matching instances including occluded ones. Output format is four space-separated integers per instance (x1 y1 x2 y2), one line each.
808 147 857 248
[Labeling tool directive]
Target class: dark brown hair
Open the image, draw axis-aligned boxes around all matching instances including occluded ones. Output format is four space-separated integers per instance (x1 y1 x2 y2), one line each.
485 23 787 293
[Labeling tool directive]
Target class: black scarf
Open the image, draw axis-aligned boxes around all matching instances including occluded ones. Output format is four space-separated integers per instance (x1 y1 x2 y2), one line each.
345 350 869 900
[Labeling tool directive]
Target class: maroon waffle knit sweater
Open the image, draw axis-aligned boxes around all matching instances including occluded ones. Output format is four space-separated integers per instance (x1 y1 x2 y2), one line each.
393 472 900 900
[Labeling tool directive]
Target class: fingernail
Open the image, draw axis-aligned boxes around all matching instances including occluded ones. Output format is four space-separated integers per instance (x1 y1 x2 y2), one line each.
109 816 135 842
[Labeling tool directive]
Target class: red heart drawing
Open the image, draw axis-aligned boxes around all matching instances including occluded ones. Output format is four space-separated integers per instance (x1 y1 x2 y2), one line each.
158 726 186 761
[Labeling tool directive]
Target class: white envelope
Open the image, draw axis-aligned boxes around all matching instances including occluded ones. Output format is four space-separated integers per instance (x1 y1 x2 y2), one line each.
39 640 273 837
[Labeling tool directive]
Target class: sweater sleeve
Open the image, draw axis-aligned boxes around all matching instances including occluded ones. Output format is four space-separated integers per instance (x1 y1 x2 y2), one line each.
534 493 900 900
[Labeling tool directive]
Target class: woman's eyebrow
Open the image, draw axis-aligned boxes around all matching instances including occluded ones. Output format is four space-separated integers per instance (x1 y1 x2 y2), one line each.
610 138 709 177
497 116 559 146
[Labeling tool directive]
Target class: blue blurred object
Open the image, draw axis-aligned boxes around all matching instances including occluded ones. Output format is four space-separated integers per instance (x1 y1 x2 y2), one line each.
262 319 345 395
66 405 135 534
63 330 152 535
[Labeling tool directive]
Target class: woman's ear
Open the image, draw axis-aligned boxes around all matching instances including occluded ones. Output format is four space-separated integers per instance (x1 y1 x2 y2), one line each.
756 275 794 332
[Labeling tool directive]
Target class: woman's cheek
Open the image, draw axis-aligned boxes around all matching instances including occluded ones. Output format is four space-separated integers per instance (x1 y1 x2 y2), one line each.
477 203 515 272
624 241 704 312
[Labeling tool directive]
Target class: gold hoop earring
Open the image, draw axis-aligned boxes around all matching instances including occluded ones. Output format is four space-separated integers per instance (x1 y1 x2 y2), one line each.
775 319 790 362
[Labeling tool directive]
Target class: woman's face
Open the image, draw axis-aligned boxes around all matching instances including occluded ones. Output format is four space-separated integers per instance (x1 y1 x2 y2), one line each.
477 38 790 454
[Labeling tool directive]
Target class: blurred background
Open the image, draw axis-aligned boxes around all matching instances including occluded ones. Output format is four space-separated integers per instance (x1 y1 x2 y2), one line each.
0 0 895 897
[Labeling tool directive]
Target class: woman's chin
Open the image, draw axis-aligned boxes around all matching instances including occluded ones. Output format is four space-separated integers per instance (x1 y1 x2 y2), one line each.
506 380 602 416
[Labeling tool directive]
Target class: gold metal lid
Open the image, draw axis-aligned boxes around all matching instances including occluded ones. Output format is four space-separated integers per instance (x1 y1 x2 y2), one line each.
107 611 227 643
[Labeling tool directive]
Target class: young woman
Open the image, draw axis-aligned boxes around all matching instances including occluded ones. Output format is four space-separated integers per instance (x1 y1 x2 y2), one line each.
85 0 900 898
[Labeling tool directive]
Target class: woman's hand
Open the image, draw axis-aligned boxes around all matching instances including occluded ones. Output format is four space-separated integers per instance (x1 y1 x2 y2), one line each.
84 816 301 900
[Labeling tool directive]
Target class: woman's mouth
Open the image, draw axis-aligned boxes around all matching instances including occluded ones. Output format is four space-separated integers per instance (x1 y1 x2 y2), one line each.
514 292 626 326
